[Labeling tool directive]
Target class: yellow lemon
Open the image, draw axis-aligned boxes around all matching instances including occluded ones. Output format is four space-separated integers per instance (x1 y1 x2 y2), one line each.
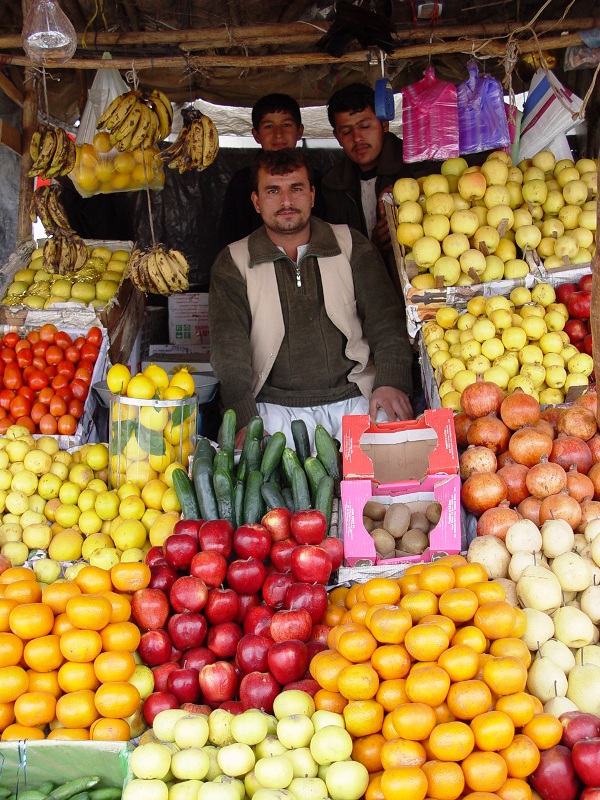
164 419 191 446
87 479 108 493
143 365 170 391
139 406 168 432
126 375 157 400
162 386 186 400
77 488 98 512
148 511 179 547
123 436 148 461
161 487 181 513
113 152 136 174
78 509 103 536
168 369 195 396
54 504 81 528
119 495 146 520
112 520 147 550
81 533 114 561
149 444 176 473
141 480 169 511
107 364 131 395
95 491 121 521
48 529 84 561
141 508 162 532
164 462 187 488
85 444 109 472
117 482 141 500
93 132 112 153
126 462 157 489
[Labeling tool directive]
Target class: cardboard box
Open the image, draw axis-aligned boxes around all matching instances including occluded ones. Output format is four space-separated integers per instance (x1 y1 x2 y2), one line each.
0 740 133 792
342 408 458 483
168 293 209 347
341 473 462 567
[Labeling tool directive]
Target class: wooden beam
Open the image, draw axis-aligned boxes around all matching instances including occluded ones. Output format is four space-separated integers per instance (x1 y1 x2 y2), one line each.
0 71 23 106
0 118 21 154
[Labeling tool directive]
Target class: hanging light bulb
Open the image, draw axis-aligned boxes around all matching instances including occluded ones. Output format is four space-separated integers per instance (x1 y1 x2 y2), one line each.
22 0 77 66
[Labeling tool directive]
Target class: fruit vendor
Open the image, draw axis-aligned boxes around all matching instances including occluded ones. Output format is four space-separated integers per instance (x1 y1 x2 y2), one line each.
208 147 414 449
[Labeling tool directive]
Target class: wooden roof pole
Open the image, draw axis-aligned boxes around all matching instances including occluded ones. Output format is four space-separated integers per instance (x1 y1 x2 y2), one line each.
592 159 600 427
17 0 36 244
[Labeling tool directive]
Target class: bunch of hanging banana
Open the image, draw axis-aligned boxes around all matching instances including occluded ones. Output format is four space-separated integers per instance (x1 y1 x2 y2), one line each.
128 245 189 295
29 185 72 234
96 88 173 153
28 125 76 179
161 107 219 173
43 233 88 275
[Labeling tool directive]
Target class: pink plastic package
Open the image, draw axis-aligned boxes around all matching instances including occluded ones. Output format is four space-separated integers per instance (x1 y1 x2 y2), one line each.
456 61 511 154
401 67 459 162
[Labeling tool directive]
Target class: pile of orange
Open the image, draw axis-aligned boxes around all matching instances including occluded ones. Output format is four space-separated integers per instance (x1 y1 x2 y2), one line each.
313 557 562 800
0 561 150 742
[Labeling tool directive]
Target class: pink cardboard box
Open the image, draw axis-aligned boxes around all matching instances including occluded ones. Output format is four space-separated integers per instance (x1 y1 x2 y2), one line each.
342 409 458 483
341 474 461 566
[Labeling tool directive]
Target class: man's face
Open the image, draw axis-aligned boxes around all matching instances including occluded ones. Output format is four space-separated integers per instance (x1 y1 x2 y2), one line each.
251 166 315 236
333 107 389 171
253 111 304 150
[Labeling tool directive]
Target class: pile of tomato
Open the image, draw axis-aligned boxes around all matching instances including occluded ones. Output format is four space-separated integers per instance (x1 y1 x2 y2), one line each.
0 324 103 435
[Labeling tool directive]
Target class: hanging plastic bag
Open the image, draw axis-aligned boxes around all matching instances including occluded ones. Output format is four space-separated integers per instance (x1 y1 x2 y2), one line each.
401 67 459 162
70 57 165 198
456 61 510 154
517 68 584 161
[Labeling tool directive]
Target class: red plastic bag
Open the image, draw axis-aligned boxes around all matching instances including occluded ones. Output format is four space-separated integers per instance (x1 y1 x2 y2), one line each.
401 67 459 162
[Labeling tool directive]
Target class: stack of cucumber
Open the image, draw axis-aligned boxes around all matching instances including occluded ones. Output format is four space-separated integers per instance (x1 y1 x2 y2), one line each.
172 410 340 534
0 779 121 800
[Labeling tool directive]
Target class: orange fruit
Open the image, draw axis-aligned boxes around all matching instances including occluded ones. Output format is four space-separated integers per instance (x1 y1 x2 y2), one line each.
93 650 136 683
371 643 411 680
453 563 488 588
446 679 492 721
99 621 141 652
23 634 64 672
433 701 455 724
58 661 100 693
474 602 517 640
392 703 437 741
438 588 479 623
4 580 42 604
310 650 352 692
482 656 528 696
0 567 36 584
363 578 402 606
405 664 450 707
420 614 456 641
59 629 103 663
110 562 151 592
0 632 23 667
344 584 363 609
451 626 488 654
42 581 82 614
329 586 349 606
382 711 399 741
0 665 29 703
400 590 439 622
367 606 413 644
26 669 61 698
495 692 536 728
13 690 56 726
522 713 563 751
350 602 371 625
337 628 379 663
489 638 531 668
56 689 100 728
380 766 428 800
9 603 54 639
438 644 479 682
496 777 533 800
510 608 527 638
338 663 380 701
48 728 90 740
94 681 140 719
0 599 18 632
428 721 475 761
366 772 385 800
1 723 45 740
343 699 385 737
422 759 465 800
436 555 468 567
325 604 347 626
398 574 420 595
418 564 456 595
100 591 132 623
462 750 508 792
380 738 427 769
314 689 347 713
376 679 409 712
90 716 131 741
470 581 505 605
352 732 385 773
499 734 541 779
52 612 76 636
406 564 426 575
74 565 113 594
404 623 450 662
0 701 15 732
65 594 113 631
471 711 515 751
475 653 494 681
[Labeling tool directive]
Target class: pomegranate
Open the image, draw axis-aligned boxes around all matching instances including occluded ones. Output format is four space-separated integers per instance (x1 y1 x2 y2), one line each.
557 405 597 441
517 496 542 527
461 472 507 516
459 446 497 481
500 388 541 431
549 435 592 474
466 413 511 456
539 490 582 529
476 501 519 540
454 412 473 449
460 376 504 420
566 465 595 503
508 426 553 468
497 459 530 506
525 456 567 499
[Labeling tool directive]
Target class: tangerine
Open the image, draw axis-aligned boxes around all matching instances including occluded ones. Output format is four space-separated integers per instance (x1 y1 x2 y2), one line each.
380 737 427 769
422 759 465 800
494 692 536 728
9 603 54 639
489 638 531 668
446 679 493 720
398 574 420 595
438 644 479 682
59 629 103 663
471 711 515 751
453 563 488 588
4 580 42 604
90 716 131 741
352 733 385 773
428 721 475 761
310 649 352 692
337 628 379 663
510 608 527 638
0 632 23 667
451 626 488 654
496 777 533 800
522 713 563 750
93 650 136 683
349 602 371 625
22 634 64 672
343 699 384 737
338 663 380 701
47 728 90 740
94 681 140 718
55 688 100 728
405 664 450 707
381 711 399 741
404 623 450 662
438 588 479 623
371 643 411 680
366 772 385 800
110 562 151 592
462 750 508 792
376 679 409 712
99 621 141 652
400 590 439 622
0 702 15 732
482 656 528 696
391 702 437 741
363 578 401 606
42 581 82 614
52 612 75 636
418 564 456 595
474 601 517 640
0 665 28 702
26 669 61 698
470 581 506 605
1 723 45 740
419 614 456 641
367 606 413 644
58 661 100 693
100 591 131 623
499 734 541 779
0 599 18 631
314 689 348 714
65 594 113 631
380 766 428 800
13 691 56 727
0 567 36 584
74 565 113 594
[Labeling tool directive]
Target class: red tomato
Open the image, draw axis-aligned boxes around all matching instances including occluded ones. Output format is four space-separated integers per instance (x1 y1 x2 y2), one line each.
74 367 92 385
32 342 48 358
27 370 49 392
2 333 19 349
55 387 73 403
64 346 81 364
45 346 63 365
16 416 35 434
68 399 84 419
3 366 22 390
10 396 31 419
38 414 57 434
32 357 47 371
73 336 86 350
43 366 57 380
14 340 31 353
0 418 12 435
49 395 67 417
55 332 73 349
86 328 103 348
0 349 16 364
0 408 7 420
57 414 77 435
0 390 15 410
77 359 96 376
38 387 53 406
39 324 57 344
51 374 69 391
22 366 35 383
56 361 75 380
70 379 89 401
30 403 46 424
16 349 33 368
0 362 5 377
26 331 40 345
17 386 34 404
80 344 99 363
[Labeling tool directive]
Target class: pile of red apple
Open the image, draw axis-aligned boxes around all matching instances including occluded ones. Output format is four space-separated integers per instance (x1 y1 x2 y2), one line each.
131 508 343 724
531 710 600 800
558 274 593 357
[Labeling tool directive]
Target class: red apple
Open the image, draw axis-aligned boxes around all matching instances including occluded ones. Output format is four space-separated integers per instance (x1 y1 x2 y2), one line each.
190 551 228 588
181 646 216 672
206 621 243 659
198 520 234 558
131 588 170 631
267 639 309 684
584 334 594 356
579 274 593 292
561 711 600 750
320 537 344 571
145 546 167 568
236 633 271 674
283 678 320 696
285 582 327 624
290 545 332 585
181 702 212 716
270 608 313 642
148 565 179 593
167 612 208 651
167 667 201 704
239 671 280 713
262 572 297 609
581 789 600 799
220 700 244 715
261 508 293 542
290 509 327 545
236 593 261 624
174 519 204 538
199 660 237 704
170 646 183 663
568 291 592 321
573 738 600 787
309 624 332 644
270 539 298 573
163 533 198 571
306 640 327 661
169 575 209 613
565 318 588 344
142 691 179 725
557 283 577 305
205 587 240 625
138 629 173 666
530 744 581 800
151 661 180 692
243 604 275 636
227 558 266 595
233 524 272 561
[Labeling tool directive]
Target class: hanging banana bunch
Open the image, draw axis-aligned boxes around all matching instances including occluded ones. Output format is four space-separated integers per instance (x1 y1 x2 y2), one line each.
28 125 76 179
96 88 173 152
161 107 219 173
43 232 88 275
29 185 72 235
128 245 189 295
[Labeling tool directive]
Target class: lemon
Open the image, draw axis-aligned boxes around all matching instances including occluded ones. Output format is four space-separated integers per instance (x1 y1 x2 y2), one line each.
86 443 109 471
81 532 114 560
168 368 196 396
107 364 132 395
36 436 59 456
95 490 121 521
79 509 103 536
117 482 142 501
126 461 158 489
148 511 179 547
59 481 81 505
127 375 157 400
140 405 169 432
69 463 94 489
54 451 72 466
149 444 176 473
0 470 11 491
120 547 146 563
112 519 147 550
141 479 169 511
163 462 187 488
93 133 112 154
88 478 108 493
55 504 81 528
164 419 191 446
143 365 170 391
77 489 98 512
5 490 29 515
90 547 121 570
119 495 146 520
141 508 162 532
163 386 187 400
50 462 69 482
114 152 136 174
161 487 181 513
48 529 83 561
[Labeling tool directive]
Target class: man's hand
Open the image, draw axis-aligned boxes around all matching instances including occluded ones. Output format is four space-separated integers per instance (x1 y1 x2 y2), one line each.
371 188 393 254
369 386 413 422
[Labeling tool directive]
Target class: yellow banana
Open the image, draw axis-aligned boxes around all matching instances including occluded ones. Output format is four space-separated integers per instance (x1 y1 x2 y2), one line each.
145 249 170 294
60 139 76 176
149 92 172 140
165 250 190 291
150 90 173 125
115 127 136 153
201 115 219 168
143 109 160 149
104 91 139 132
129 103 152 150
112 101 143 144
187 120 204 169
156 250 187 293
97 92 131 130
29 131 41 160
29 129 57 175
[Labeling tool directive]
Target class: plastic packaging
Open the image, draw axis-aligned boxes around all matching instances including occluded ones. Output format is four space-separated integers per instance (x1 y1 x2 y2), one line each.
456 61 510 154
401 67 459 162
70 63 164 198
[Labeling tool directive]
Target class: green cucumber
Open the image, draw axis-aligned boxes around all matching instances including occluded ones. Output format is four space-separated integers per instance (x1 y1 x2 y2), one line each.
89 790 121 800
47 778 101 800
315 425 341 481
315 475 334 533
172 468 201 520
282 447 303 487
260 431 286 482
0 791 11 800
282 487 295 512
11 792 48 800
220 408 236 458
67 793 90 800
291 419 311 464
192 437 216 472
291 466 311 511
213 450 231 474
243 470 264 524
236 416 264 481
38 783 56 796
260 481 286 510
237 436 262 483
304 456 328 501
213 468 236 528
193 457 219 521
234 480 245 529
